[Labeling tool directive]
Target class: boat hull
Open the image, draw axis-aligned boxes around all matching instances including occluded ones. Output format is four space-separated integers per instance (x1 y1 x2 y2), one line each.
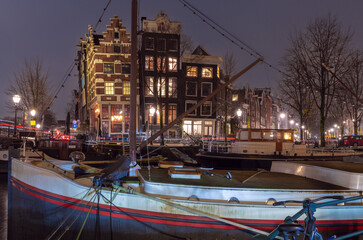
9 159 363 239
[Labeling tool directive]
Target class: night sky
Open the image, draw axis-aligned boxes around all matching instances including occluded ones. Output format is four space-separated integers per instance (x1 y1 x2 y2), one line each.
1 0 362 120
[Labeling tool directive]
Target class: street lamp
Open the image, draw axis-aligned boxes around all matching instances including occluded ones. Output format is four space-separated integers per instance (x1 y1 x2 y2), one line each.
12 95 21 138
148 107 156 141
280 113 286 129
236 109 242 117
30 109 36 117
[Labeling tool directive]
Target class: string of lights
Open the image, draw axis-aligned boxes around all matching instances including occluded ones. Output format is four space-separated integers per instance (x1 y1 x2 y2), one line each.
94 0 112 32
178 0 290 78
41 0 113 118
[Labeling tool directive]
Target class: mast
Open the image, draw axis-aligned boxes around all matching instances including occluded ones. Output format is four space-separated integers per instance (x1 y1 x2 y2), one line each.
130 0 138 166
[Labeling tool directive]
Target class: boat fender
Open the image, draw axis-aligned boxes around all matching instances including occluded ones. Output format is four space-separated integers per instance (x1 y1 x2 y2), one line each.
187 195 199 201
225 172 232 180
228 197 239 203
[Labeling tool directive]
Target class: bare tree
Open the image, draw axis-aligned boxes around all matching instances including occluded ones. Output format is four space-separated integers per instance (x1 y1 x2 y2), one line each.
65 89 78 120
180 32 194 56
280 55 315 139
282 15 353 146
7 58 53 125
341 51 363 135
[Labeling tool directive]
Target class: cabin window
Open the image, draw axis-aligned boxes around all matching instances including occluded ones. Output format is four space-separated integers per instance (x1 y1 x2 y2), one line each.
284 132 292 140
251 131 262 140
232 94 238 101
239 131 249 140
263 132 275 141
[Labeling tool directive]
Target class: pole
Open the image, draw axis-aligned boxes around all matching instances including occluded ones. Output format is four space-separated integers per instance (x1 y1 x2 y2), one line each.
139 57 263 150
14 106 17 138
129 0 138 166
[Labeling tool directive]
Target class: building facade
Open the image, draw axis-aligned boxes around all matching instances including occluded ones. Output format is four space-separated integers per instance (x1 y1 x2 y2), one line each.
181 46 223 137
77 16 138 137
139 11 181 138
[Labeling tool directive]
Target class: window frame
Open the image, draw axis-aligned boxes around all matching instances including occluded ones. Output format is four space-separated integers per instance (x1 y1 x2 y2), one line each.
186 81 197 97
168 77 177 98
104 63 114 74
168 39 178 52
201 82 213 97
145 37 154 50
200 101 212 116
168 57 178 72
123 81 130 95
105 82 114 95
145 76 154 96
145 56 154 71
186 66 198 77
185 100 197 116
121 63 131 74
202 67 213 78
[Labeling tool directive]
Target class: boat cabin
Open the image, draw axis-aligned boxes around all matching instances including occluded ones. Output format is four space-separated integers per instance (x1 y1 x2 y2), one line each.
231 128 295 155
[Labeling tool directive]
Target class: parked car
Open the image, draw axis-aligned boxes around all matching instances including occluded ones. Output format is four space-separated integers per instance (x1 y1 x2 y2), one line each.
343 135 363 147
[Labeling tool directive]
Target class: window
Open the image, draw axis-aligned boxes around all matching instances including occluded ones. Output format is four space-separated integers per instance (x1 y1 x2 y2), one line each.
186 66 197 77
168 77 177 98
122 63 131 74
102 121 109 135
123 81 130 95
186 81 197 96
202 67 213 78
193 121 202 135
157 38 166 51
114 32 119 39
104 63 114 74
156 104 166 124
145 76 154 96
232 94 238 101
145 104 154 123
145 56 154 71
201 82 212 97
204 121 213 136
102 105 109 119
168 57 177 72
183 120 192 135
111 105 122 116
168 104 177 123
157 77 166 97
145 37 154 50
114 45 121 53
168 39 178 51
185 101 197 116
201 102 212 116
157 57 166 72
105 82 114 95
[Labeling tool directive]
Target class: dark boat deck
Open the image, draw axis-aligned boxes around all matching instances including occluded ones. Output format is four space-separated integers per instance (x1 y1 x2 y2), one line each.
138 168 348 190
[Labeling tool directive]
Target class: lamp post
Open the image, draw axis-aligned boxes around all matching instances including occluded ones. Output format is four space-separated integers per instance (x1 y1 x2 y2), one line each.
236 109 242 128
280 113 286 129
12 95 21 138
149 107 156 144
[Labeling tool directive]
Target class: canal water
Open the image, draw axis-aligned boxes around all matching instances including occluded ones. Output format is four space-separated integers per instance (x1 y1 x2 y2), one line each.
0 174 7 240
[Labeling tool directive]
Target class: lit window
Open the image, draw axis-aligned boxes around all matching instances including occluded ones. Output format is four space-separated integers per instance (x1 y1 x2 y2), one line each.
105 82 114 95
202 67 212 78
284 132 292 140
232 94 238 101
168 104 177 123
157 57 166 72
145 37 154 50
156 104 166 124
104 63 114 74
102 105 109 119
145 56 154 71
186 66 197 77
201 102 212 116
145 104 154 123
168 57 177 72
186 81 197 96
145 77 154 96
201 82 212 97
168 77 177 98
193 121 202 135
183 120 192 135
123 81 130 95
157 77 166 97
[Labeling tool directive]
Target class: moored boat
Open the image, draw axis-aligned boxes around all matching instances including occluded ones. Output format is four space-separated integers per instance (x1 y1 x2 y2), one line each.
8 155 363 239
198 128 363 169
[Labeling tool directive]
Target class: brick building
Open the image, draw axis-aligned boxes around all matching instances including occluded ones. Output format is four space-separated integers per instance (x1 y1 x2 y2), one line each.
77 16 138 137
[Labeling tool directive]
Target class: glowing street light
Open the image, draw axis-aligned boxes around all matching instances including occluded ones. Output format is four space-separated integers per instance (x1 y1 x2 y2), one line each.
150 107 156 116
12 95 21 138
36 124 41 129
236 109 242 117
30 109 36 117
289 120 295 125
280 113 286 119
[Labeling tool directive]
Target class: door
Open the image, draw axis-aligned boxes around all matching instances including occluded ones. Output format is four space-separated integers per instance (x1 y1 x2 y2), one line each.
276 132 282 152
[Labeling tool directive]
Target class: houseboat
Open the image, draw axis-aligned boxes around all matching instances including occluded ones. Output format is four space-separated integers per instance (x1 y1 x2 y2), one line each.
198 128 363 169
